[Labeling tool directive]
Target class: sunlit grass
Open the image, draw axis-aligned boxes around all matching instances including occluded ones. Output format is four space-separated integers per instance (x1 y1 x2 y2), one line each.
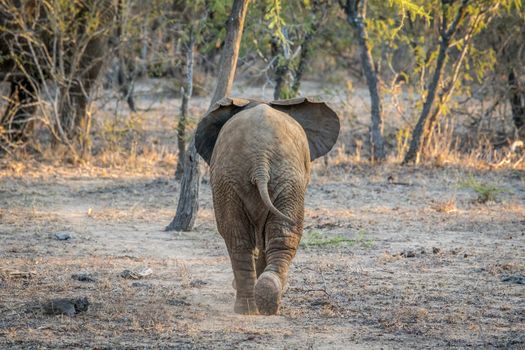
301 229 373 248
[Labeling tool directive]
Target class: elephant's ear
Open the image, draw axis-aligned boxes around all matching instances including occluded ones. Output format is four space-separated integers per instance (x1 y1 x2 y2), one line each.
195 97 258 165
270 97 340 161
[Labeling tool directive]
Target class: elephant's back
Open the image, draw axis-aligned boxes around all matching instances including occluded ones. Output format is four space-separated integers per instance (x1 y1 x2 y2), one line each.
210 104 311 226
211 103 310 188
211 104 309 169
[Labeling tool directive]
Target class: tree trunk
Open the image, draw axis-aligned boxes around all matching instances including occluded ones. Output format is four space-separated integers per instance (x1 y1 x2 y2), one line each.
116 0 136 112
290 31 313 97
422 23 477 151
117 59 137 112
403 0 469 164
166 0 250 231
175 28 195 180
508 69 525 139
272 30 292 100
58 34 108 156
0 77 36 145
210 0 251 105
166 137 201 231
56 0 113 156
344 0 386 161
403 42 448 164
354 20 386 161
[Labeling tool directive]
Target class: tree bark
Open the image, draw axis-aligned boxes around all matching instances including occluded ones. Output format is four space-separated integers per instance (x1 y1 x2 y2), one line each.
403 42 448 164
210 0 250 105
403 0 469 164
175 27 195 180
116 0 136 112
166 0 250 231
344 0 386 161
508 69 525 139
117 60 137 112
291 31 313 97
272 30 292 100
0 77 36 145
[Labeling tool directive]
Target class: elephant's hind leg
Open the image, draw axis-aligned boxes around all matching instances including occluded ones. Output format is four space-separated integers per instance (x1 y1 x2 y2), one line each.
255 186 304 315
213 187 258 315
255 247 266 278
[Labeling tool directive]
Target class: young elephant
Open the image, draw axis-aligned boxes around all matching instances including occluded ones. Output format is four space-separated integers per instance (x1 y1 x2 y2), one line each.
195 96 340 315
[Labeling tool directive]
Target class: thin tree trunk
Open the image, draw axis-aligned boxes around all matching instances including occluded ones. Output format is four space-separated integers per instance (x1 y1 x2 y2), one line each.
509 69 525 138
0 77 36 144
344 0 386 161
422 18 479 151
403 0 469 164
272 31 292 100
210 0 250 105
166 0 250 231
116 0 136 112
140 18 148 78
403 42 448 164
291 31 312 97
117 60 137 112
175 28 195 180
354 22 385 161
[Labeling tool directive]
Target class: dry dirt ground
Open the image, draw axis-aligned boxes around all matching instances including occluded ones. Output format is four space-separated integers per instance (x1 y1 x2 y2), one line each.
1 80 524 349
0 162 524 349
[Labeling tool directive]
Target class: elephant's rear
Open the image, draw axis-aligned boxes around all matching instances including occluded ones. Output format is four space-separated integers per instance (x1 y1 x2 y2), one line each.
210 103 310 192
194 97 339 315
209 104 311 315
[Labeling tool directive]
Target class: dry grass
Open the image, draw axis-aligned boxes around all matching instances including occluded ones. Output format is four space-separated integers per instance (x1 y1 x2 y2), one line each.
1 81 524 182
431 197 458 213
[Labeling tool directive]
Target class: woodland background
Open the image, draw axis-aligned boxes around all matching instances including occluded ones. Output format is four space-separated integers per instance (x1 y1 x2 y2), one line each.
1 0 524 168
1 1 524 348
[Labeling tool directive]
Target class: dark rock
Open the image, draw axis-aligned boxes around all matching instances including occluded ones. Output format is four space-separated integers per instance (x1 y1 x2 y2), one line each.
71 273 96 282
400 250 416 258
167 298 190 306
190 279 208 288
131 282 150 288
120 267 152 279
432 247 441 254
310 299 330 307
42 297 89 317
53 232 72 241
501 275 525 285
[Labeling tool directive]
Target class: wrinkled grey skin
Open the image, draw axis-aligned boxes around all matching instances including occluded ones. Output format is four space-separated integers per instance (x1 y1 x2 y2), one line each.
195 97 339 315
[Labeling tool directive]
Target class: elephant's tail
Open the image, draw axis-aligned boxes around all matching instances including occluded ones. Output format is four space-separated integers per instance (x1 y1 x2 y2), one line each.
255 178 295 226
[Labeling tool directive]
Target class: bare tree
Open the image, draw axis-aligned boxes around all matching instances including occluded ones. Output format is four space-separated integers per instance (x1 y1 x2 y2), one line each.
175 27 195 180
340 0 386 161
403 0 470 164
0 0 115 156
166 0 251 231
116 0 137 112
509 70 525 139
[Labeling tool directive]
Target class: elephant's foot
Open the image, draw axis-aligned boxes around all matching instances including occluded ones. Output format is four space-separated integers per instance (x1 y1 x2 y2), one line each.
234 297 258 315
255 271 282 315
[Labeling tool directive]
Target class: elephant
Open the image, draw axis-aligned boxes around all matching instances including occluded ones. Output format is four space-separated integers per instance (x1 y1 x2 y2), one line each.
195 96 340 315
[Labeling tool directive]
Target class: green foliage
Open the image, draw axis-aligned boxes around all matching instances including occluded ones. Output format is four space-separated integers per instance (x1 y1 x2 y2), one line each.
388 0 430 21
301 229 373 248
264 0 289 51
458 175 506 203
